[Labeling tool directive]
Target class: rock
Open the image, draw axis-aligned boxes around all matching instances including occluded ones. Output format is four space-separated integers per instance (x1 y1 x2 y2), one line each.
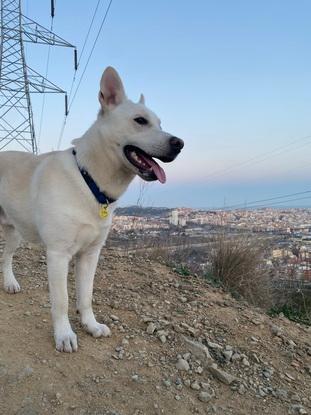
183 352 191 361
290 404 307 414
191 381 201 390
110 314 120 321
176 358 190 371
208 363 236 385
182 336 213 363
159 335 166 343
242 357 250 366
274 388 288 400
223 350 233 361
175 395 181 401
287 339 296 348
231 353 241 362
131 374 139 382
163 379 171 387
146 322 156 334
201 382 210 390
263 367 274 378
270 324 282 337
198 391 213 402
207 341 222 350
122 338 129 346
195 366 203 374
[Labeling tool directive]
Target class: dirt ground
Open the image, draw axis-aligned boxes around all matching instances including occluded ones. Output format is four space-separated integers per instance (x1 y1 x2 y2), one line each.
0 239 310 415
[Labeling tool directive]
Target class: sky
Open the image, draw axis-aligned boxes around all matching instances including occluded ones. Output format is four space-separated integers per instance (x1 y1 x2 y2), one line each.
16 0 311 208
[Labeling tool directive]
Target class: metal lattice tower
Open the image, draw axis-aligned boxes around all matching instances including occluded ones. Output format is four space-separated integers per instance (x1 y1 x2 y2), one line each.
0 0 76 153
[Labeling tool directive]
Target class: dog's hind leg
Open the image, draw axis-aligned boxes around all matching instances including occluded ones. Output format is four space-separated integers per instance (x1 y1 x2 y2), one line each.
75 248 111 338
2 224 21 294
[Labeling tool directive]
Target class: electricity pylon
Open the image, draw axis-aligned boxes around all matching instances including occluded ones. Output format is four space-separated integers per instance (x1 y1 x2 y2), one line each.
0 0 76 153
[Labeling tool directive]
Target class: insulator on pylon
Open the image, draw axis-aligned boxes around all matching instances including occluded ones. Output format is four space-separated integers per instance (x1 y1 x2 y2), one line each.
65 94 69 116
74 49 78 71
51 0 55 18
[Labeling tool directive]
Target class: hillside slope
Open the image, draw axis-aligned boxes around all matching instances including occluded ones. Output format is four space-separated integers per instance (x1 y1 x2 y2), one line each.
0 240 310 415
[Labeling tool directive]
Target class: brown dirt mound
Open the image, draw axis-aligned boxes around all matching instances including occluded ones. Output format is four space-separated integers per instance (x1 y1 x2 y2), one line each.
0 241 310 415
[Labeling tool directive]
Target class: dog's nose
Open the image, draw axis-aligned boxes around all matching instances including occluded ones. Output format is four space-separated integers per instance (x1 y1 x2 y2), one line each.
170 136 184 151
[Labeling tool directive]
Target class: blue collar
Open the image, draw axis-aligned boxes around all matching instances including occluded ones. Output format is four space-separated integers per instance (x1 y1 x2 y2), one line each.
72 149 116 205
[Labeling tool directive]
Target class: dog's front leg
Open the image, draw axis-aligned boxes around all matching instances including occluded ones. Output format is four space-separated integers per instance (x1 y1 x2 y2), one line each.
47 250 78 352
75 248 111 338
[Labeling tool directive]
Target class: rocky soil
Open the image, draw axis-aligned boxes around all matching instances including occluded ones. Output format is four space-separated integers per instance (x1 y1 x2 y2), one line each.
0 239 311 415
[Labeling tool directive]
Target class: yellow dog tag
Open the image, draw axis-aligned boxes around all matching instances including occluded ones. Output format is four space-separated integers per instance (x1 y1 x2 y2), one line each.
99 204 109 219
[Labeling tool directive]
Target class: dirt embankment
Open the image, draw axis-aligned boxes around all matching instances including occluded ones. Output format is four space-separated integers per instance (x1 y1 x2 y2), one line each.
0 241 310 415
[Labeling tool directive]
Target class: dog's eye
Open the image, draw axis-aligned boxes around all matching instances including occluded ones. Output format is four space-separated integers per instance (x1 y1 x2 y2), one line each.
134 117 148 125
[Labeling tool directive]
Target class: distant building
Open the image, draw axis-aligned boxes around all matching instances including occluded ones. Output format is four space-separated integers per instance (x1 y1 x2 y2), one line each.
169 210 187 227
169 210 179 226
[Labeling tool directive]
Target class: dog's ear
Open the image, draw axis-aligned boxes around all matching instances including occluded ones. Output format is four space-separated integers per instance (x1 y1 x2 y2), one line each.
99 67 126 110
138 93 145 105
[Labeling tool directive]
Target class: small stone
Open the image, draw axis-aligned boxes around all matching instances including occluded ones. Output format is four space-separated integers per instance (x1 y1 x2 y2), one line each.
159 335 166 344
207 341 222 350
131 374 139 382
285 372 296 381
146 322 156 335
110 314 120 321
290 404 307 414
175 395 181 401
208 363 236 385
184 379 191 387
195 366 203 374
223 350 233 361
176 358 190 371
242 357 250 366
198 391 213 402
231 353 241 361
274 388 288 400
182 336 213 363
191 381 201 390
163 379 171 387
270 324 282 337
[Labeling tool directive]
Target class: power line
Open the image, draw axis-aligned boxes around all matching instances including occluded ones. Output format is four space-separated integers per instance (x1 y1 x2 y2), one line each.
57 0 113 150
68 0 113 111
204 134 311 183
66 0 103 104
233 195 311 210
223 190 311 210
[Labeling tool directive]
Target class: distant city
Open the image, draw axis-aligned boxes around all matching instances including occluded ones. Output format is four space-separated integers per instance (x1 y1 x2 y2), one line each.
109 207 311 283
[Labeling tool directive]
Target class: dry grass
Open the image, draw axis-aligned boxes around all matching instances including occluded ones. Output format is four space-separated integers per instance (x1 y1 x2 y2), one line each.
208 234 273 308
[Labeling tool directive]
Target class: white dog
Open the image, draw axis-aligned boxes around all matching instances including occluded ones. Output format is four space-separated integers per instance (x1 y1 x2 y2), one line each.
0 67 184 352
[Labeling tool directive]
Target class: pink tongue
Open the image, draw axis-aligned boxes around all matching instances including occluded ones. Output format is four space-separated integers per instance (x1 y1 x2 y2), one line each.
140 154 166 184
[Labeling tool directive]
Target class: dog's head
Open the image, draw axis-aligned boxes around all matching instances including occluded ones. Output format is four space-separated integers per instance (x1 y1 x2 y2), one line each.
97 67 184 183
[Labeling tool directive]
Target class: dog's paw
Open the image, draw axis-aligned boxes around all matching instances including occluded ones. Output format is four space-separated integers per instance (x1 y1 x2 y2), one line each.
4 280 21 294
54 329 78 353
84 322 111 338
